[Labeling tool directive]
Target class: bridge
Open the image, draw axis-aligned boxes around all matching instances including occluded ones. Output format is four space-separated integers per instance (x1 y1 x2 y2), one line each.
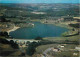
7 39 39 44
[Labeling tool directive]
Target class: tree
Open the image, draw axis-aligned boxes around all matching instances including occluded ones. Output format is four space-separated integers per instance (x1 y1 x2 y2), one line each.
0 38 10 44
63 55 67 57
26 42 37 56
0 32 4 36
10 40 19 49
0 32 9 37
9 40 14 44
0 16 6 22
35 36 43 40
4 32 9 37
21 52 25 56
26 46 36 56
26 41 30 44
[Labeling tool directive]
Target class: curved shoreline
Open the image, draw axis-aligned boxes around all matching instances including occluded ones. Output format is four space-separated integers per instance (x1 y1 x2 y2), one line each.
7 26 20 34
7 21 74 39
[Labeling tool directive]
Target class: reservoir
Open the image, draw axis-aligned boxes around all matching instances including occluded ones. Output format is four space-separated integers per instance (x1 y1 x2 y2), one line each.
9 22 68 39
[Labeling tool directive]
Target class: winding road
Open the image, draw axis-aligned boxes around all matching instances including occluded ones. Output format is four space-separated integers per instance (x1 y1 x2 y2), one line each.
43 47 54 57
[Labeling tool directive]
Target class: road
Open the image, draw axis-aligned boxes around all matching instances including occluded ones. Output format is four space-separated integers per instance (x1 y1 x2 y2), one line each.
43 47 53 57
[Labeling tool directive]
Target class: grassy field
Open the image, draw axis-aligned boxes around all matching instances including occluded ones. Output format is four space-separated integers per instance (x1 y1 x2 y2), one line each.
48 51 79 57
35 44 79 57
35 44 78 53
43 35 79 42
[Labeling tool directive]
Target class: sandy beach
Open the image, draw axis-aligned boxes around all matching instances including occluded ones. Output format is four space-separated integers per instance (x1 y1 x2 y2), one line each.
7 26 20 34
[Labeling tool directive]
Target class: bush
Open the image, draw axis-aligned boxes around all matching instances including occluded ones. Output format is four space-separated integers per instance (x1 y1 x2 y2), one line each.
0 38 19 49
26 42 37 56
61 32 67 37
10 40 19 49
0 32 9 37
35 36 43 40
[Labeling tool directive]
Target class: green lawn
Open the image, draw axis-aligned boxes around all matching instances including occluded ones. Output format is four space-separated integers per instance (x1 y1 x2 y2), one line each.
43 35 79 42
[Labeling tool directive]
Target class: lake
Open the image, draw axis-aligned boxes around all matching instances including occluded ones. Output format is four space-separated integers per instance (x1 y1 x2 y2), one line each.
9 22 68 39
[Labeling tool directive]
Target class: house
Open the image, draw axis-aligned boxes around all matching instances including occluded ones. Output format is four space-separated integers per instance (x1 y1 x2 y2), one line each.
60 45 64 48
52 47 60 52
58 45 65 48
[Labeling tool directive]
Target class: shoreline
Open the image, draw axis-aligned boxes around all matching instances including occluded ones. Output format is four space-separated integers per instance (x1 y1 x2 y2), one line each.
7 38 39 42
30 19 73 29
7 26 20 34
42 22 73 30
7 21 76 39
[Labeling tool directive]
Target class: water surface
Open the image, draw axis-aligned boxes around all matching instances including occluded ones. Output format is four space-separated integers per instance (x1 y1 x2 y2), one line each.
10 22 68 39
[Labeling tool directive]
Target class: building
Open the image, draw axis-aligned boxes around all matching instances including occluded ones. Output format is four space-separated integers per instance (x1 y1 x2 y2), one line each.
52 47 60 52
